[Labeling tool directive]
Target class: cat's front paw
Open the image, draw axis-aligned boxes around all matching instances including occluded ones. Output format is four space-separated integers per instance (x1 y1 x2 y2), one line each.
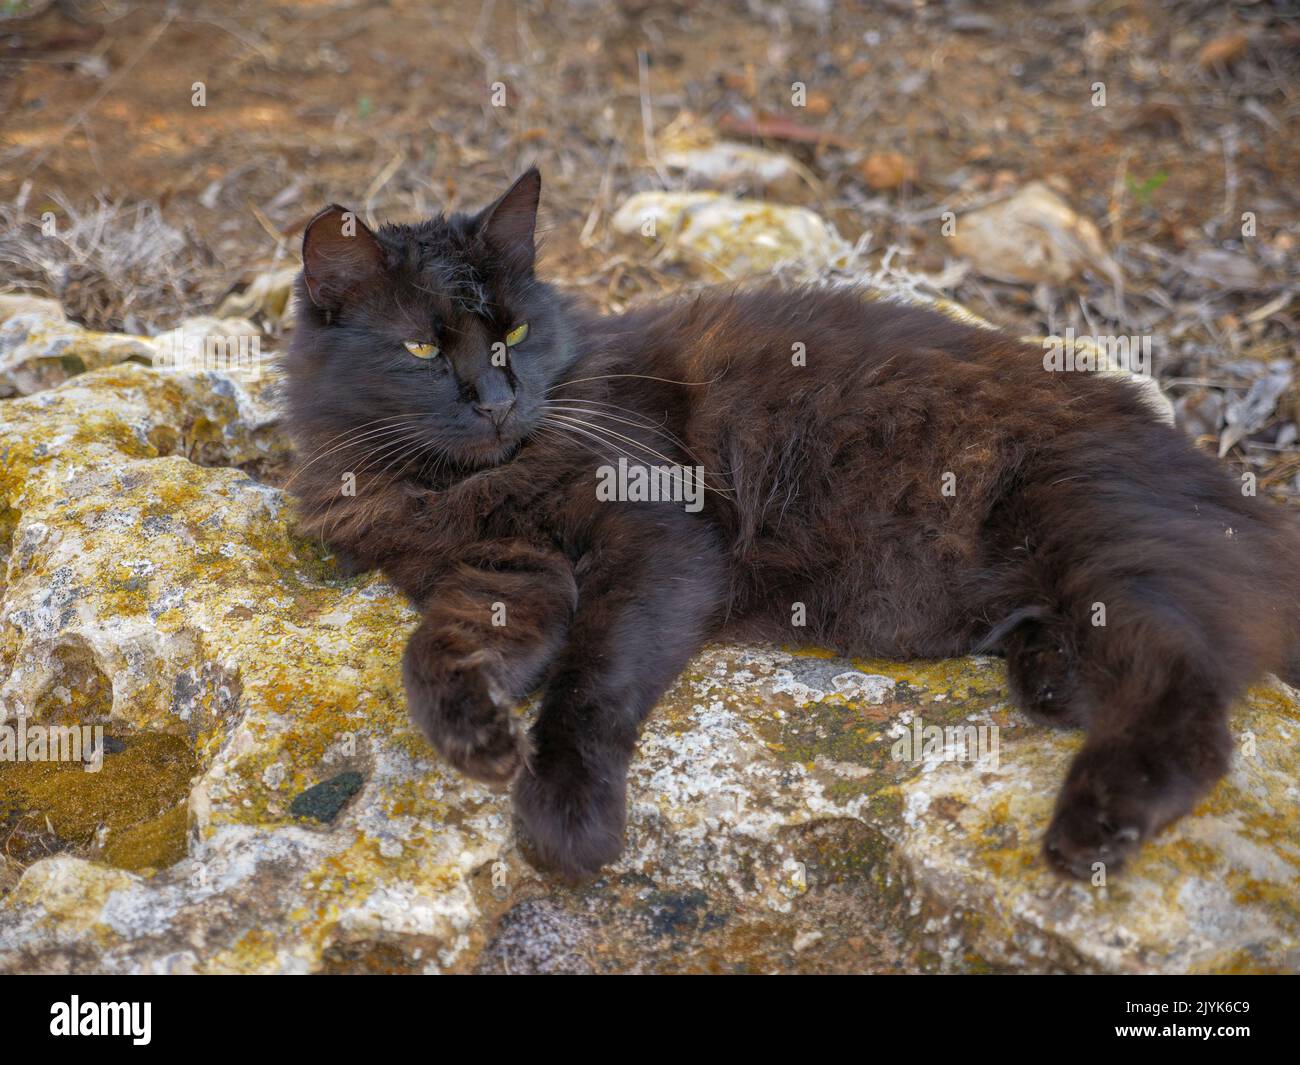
513 747 627 881
402 649 527 786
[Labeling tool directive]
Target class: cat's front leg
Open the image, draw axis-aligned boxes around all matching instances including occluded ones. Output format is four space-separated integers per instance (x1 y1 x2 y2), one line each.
512 512 726 879
402 541 577 784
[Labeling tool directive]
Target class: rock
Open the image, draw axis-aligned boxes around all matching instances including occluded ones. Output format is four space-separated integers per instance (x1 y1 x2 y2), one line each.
0 324 1288 974
0 314 153 398
949 181 1119 285
859 151 916 191
0 312 265 398
656 113 805 196
660 142 805 197
150 316 265 375
0 293 66 325
290 771 365 824
611 191 854 278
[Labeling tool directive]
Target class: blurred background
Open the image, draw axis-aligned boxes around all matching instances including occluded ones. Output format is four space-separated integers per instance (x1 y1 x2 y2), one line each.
2 0 1297 499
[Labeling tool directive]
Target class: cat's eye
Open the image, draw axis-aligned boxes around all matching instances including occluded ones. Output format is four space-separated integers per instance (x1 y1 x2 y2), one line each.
505 323 529 347
404 341 440 359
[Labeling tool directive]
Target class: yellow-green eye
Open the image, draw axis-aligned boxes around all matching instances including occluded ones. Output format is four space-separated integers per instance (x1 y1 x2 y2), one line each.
505 322 529 347
404 341 439 359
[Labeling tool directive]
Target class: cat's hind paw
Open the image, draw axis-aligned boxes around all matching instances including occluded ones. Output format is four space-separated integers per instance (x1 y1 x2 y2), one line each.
1043 732 1225 880
1042 742 1166 879
1043 797 1145 880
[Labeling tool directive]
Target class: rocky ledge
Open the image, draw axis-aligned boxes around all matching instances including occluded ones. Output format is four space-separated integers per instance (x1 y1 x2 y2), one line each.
0 308 1296 975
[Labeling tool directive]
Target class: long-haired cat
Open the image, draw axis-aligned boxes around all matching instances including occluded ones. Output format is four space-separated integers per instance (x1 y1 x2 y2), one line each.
282 169 1300 880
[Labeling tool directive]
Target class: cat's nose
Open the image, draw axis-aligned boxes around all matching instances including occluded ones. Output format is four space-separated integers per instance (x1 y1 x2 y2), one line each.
474 398 516 428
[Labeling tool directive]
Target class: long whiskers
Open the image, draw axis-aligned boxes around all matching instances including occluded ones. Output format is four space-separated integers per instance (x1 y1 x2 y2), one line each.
542 403 713 475
544 372 719 394
317 431 436 546
283 415 427 489
540 414 732 497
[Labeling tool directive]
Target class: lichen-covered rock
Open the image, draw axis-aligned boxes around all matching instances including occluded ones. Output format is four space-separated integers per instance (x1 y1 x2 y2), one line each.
0 312 263 398
0 294 66 324
0 314 154 398
612 191 855 278
0 322 1294 973
949 181 1120 285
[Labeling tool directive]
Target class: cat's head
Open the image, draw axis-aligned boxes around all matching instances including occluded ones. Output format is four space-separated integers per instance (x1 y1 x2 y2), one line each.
285 168 576 472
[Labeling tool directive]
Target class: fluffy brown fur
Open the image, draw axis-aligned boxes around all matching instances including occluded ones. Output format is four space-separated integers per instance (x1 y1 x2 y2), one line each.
283 170 1300 880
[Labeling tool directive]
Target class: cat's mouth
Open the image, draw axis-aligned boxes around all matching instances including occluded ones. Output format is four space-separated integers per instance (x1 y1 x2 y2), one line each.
455 431 524 469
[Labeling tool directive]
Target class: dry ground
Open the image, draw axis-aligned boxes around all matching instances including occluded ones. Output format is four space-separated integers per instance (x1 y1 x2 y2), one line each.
1 0 1297 496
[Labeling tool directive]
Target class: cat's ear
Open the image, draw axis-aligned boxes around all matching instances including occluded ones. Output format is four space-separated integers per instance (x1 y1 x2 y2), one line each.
301 205 386 310
476 167 541 272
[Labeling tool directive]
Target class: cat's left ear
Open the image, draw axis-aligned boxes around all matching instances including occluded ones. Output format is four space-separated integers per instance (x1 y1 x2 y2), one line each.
476 167 541 273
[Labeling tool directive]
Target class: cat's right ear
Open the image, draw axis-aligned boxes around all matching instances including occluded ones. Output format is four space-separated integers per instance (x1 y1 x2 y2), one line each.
301 205 386 311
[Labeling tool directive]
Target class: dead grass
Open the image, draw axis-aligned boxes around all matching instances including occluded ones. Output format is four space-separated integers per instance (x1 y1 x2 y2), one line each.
0 192 218 332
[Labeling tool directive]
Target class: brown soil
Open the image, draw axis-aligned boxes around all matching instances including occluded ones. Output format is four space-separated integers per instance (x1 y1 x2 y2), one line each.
1 0 1297 500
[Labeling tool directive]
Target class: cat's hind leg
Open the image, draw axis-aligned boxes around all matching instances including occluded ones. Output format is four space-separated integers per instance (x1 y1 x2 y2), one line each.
1034 514 1290 879
1045 680 1232 880
1005 431 1300 879
985 607 1091 728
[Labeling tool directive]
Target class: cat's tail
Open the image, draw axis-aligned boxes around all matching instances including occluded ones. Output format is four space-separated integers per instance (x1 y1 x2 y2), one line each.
1012 423 1300 698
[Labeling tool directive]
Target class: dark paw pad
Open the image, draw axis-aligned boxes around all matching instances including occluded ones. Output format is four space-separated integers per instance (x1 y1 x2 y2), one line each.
1044 800 1145 880
440 708 530 786
1006 633 1084 727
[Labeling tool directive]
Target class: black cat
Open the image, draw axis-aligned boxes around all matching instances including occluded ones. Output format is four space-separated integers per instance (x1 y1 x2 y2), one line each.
282 169 1300 880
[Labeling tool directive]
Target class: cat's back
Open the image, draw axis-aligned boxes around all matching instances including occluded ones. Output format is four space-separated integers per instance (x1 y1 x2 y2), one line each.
657 285 1115 445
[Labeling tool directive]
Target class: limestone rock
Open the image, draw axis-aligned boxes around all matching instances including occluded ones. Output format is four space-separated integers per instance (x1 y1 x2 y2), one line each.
949 181 1119 285
0 314 153 398
653 112 806 197
0 312 263 398
611 191 854 278
0 293 66 325
0 324 1291 974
